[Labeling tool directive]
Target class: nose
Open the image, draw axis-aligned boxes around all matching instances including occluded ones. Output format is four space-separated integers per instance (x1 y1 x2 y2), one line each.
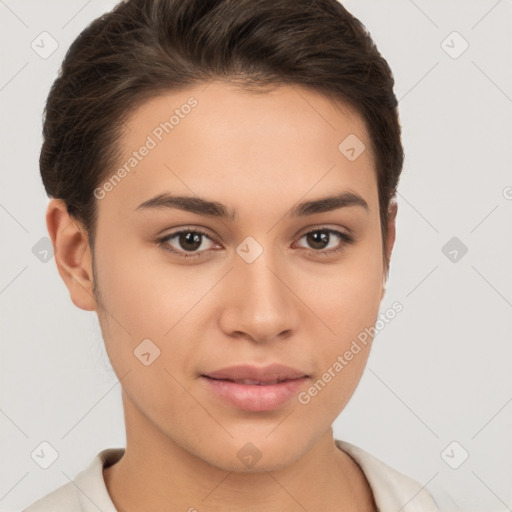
218 247 300 344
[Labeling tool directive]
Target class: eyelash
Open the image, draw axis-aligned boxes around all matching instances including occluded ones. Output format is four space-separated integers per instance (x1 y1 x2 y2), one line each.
156 226 354 260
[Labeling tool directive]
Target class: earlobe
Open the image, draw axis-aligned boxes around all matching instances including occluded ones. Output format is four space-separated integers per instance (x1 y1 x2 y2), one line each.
46 199 97 311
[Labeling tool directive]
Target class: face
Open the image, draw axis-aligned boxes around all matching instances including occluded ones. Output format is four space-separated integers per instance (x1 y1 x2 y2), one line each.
52 80 396 472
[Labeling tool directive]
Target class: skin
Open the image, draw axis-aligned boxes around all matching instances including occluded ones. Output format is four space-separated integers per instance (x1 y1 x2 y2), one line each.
47 80 397 512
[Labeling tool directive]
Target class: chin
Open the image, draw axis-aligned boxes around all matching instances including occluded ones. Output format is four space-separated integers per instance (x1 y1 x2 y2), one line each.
210 449 299 474
197 432 309 473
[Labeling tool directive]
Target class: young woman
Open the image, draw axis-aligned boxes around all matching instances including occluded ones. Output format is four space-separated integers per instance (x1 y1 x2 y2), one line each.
25 0 440 510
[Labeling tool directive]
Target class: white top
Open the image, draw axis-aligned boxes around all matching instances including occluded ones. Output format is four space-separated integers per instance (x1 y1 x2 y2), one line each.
23 440 440 511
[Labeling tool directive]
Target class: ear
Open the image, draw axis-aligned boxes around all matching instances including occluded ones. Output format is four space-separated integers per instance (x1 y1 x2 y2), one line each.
46 199 97 311
381 200 398 300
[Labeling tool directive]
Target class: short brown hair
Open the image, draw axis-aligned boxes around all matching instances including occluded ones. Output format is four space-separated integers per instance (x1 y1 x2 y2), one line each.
40 0 403 276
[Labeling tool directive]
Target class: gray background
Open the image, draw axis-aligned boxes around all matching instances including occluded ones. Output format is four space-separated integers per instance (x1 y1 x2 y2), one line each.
1 1 511 511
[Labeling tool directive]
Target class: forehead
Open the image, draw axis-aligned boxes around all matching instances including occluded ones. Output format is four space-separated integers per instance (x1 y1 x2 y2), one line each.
98 80 377 219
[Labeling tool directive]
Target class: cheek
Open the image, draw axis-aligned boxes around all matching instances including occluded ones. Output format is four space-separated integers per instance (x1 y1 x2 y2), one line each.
298 236 383 341
297 237 383 397
94 231 186 331
92 232 211 383
296 271 381 418
93 244 196 422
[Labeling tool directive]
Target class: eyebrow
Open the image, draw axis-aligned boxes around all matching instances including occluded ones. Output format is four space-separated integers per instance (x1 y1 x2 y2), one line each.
134 190 369 220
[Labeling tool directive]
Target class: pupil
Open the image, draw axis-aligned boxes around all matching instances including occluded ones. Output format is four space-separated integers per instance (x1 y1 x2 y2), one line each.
307 231 329 249
179 232 202 251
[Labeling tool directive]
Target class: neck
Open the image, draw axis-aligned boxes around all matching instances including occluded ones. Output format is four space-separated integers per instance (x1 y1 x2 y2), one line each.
103 391 376 512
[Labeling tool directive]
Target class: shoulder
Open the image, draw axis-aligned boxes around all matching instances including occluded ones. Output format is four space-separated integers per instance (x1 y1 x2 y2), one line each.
335 439 441 512
23 481 79 511
23 448 124 512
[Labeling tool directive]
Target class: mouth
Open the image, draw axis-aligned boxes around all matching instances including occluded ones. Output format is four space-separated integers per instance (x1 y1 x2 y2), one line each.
200 374 310 412
203 376 301 385
203 363 309 383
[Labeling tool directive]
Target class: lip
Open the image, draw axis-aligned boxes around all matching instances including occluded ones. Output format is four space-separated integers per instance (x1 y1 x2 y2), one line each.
204 363 309 383
201 364 310 412
201 376 310 412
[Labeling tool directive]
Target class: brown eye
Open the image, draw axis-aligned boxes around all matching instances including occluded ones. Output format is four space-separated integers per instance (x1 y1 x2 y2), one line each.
177 231 203 251
158 229 218 258
305 230 331 250
296 228 354 255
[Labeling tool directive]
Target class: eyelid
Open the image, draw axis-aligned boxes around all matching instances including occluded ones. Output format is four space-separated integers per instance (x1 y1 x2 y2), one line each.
295 223 352 239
